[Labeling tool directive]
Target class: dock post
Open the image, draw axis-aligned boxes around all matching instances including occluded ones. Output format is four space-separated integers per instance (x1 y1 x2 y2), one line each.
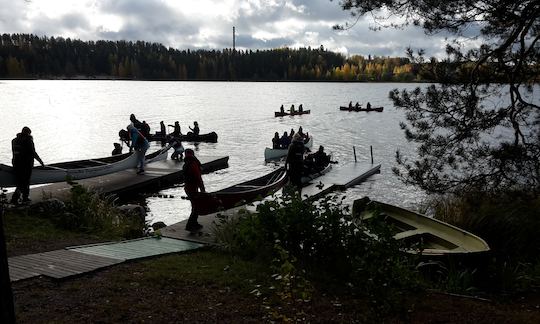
370 146 373 164
353 146 357 163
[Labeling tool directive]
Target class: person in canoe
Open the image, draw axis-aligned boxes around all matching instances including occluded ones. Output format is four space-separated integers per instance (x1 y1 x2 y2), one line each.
355 102 360 109
188 121 200 136
280 131 290 149
289 128 295 140
272 132 281 149
169 121 182 137
10 126 45 205
130 113 143 130
280 105 285 114
111 143 122 156
297 126 306 139
366 102 372 110
159 121 166 136
183 148 206 232
311 146 332 171
290 104 295 114
348 101 353 109
141 121 151 139
128 124 149 174
298 104 303 113
285 133 305 194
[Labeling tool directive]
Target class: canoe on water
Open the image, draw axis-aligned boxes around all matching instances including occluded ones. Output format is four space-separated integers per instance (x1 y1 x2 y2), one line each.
274 110 311 117
264 136 314 161
149 131 218 143
352 198 490 256
339 106 384 112
0 145 171 187
190 167 288 215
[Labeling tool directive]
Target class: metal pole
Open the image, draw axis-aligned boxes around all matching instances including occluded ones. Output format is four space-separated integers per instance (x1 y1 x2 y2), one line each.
370 145 373 164
353 146 357 163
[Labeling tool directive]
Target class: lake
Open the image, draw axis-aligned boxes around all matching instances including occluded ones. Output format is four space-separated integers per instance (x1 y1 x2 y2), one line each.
0 80 426 225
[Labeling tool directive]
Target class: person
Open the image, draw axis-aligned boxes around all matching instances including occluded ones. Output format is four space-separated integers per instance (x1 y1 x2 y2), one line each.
285 133 305 194
298 104 303 113
130 114 143 130
280 131 290 149
289 128 295 140
272 132 281 149
290 104 295 114
297 126 305 138
159 121 166 136
280 105 285 113
348 101 353 109
366 102 372 110
141 121 151 139
189 121 200 136
311 145 331 172
183 148 205 231
355 102 360 109
168 121 181 137
111 143 122 156
128 124 149 174
170 139 184 161
10 127 44 205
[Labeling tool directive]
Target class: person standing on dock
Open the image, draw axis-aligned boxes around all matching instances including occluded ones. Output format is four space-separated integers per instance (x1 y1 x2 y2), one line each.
285 133 305 194
183 149 205 231
10 127 44 205
128 124 149 174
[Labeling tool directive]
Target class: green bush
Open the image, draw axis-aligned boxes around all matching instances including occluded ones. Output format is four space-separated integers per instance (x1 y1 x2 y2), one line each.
214 193 420 313
59 183 145 239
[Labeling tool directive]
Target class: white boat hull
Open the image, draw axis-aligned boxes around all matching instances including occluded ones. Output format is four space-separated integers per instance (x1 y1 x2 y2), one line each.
264 136 313 161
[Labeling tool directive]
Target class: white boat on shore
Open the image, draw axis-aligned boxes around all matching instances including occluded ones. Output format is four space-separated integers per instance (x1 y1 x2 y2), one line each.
264 136 313 161
0 144 171 187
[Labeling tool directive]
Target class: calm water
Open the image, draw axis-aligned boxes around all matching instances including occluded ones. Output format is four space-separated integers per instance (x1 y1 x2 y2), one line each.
0 80 427 225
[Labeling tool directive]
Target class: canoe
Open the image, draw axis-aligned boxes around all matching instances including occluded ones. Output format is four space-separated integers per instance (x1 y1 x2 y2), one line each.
275 110 311 117
149 132 218 143
190 167 288 215
264 136 314 161
301 160 332 184
352 198 490 256
339 106 383 112
0 145 170 187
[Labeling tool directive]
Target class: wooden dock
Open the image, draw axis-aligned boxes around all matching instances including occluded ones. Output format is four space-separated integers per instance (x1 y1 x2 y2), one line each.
24 155 229 202
161 162 381 244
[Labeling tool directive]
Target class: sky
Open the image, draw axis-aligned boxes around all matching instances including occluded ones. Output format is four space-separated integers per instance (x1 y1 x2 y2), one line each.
0 0 453 58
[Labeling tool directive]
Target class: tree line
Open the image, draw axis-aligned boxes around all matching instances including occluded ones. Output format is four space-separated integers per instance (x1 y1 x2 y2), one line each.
0 33 423 81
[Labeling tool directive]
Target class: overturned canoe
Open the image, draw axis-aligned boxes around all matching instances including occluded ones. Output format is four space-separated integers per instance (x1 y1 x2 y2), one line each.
339 106 383 112
275 110 311 117
190 167 288 215
0 145 170 187
264 136 314 161
353 198 490 256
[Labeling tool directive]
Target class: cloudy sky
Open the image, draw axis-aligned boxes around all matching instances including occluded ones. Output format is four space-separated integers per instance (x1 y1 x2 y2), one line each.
0 0 451 57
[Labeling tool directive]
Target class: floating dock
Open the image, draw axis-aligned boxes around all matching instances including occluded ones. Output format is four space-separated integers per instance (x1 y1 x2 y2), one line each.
161 162 381 244
23 155 229 202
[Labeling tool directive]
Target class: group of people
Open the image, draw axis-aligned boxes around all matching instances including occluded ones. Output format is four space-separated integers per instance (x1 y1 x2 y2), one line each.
272 126 310 149
279 104 305 114
348 101 372 109
166 121 200 138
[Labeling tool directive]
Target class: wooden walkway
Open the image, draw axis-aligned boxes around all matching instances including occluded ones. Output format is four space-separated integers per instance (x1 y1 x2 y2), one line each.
162 162 381 244
25 155 229 202
9 237 204 282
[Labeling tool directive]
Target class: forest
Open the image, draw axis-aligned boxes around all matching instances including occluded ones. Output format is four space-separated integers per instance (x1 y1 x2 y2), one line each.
0 33 420 81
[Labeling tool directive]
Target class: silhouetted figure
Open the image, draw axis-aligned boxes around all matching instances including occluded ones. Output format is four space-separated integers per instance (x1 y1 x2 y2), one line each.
366 102 372 110
169 121 181 137
348 101 353 109
159 121 166 136
10 127 44 204
141 121 151 139
272 132 280 149
130 113 143 130
112 143 122 156
299 104 303 113
183 149 205 232
298 126 305 138
289 128 295 140
290 104 295 114
170 139 184 161
280 105 285 113
286 133 305 194
355 102 360 109
128 124 149 174
189 121 200 136
280 131 291 149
